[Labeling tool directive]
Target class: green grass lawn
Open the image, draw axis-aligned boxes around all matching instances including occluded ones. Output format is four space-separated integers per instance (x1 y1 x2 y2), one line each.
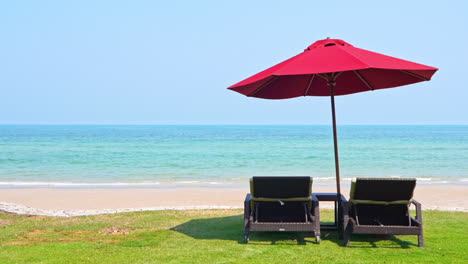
0 209 467 263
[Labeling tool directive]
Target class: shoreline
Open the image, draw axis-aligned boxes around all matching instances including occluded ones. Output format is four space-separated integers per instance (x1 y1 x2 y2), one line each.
1 177 467 189
1 185 467 217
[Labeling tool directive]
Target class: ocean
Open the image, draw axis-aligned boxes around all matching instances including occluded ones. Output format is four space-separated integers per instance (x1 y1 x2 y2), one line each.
0 125 466 187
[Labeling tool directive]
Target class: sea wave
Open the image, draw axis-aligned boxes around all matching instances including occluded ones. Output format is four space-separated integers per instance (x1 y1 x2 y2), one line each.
0 181 161 187
0 180 232 188
313 177 334 181
0 176 466 188
416 178 432 181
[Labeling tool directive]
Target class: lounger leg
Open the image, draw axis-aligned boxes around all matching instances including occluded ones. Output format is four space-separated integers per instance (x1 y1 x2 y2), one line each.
311 195 321 244
418 234 424 248
339 196 349 241
243 217 250 244
343 225 351 247
315 233 321 244
243 194 252 244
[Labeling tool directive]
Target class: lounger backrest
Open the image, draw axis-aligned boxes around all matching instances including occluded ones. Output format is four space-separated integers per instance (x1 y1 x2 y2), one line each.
350 178 416 204
251 176 312 200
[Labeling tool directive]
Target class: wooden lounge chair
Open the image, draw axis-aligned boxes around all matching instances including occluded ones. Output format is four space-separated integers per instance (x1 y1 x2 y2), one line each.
243 176 321 243
342 178 424 247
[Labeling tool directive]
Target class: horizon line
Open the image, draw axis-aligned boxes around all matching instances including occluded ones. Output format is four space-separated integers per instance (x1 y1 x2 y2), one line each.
0 123 467 126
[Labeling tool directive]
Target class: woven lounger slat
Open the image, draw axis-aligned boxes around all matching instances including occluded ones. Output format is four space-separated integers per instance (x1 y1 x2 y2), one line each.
250 222 316 232
351 224 422 234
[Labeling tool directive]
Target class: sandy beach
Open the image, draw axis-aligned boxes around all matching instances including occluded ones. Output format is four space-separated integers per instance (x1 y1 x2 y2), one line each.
0 185 466 217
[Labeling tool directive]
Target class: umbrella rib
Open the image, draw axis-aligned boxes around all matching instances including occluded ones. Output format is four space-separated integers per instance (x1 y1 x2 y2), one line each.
317 72 343 82
333 71 343 81
248 76 280 97
317 74 329 81
303 74 315 96
400 70 429 81
353 70 373 91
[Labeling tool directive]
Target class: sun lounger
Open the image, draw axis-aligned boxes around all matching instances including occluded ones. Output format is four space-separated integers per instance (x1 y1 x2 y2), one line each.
342 178 424 247
243 176 321 243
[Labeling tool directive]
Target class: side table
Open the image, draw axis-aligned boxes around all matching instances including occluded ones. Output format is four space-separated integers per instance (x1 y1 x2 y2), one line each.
314 192 347 237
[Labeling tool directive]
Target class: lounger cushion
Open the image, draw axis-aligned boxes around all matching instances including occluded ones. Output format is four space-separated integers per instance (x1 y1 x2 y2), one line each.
350 178 416 202
251 176 312 199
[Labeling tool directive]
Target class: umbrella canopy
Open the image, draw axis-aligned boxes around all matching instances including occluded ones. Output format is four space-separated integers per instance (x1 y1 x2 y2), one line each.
228 38 438 196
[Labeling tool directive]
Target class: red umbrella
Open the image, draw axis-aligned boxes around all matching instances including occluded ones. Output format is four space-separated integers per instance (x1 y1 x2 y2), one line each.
228 38 437 197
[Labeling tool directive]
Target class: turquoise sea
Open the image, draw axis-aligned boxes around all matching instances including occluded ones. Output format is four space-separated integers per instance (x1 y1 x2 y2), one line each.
0 125 466 187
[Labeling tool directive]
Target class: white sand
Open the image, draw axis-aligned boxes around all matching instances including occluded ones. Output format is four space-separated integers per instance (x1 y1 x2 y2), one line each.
0 185 466 217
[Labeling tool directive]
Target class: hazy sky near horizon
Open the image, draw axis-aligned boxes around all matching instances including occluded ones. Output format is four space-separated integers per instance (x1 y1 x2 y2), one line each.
1 1 467 124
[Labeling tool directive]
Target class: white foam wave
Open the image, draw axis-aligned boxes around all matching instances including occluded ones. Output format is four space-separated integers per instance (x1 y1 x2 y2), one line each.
174 181 200 184
427 181 449 184
416 178 433 181
314 177 334 181
0 181 161 187
0 180 230 187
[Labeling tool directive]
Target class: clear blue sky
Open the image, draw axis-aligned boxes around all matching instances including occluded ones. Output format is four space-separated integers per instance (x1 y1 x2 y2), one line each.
1 0 467 124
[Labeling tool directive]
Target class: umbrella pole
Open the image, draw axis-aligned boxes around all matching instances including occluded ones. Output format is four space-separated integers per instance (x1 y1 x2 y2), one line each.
328 81 341 196
329 80 344 236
